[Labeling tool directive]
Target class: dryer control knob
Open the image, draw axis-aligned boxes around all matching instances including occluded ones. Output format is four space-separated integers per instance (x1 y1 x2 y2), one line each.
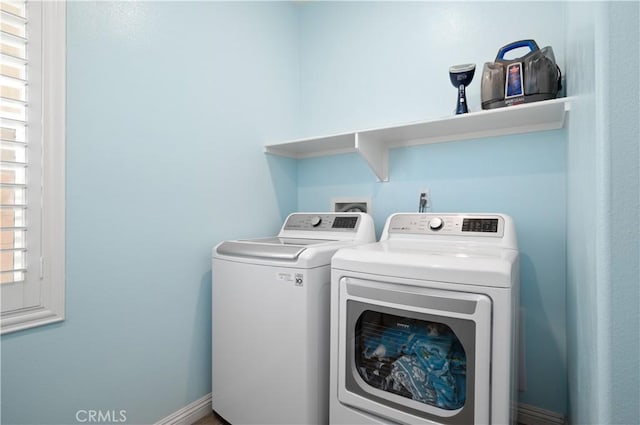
429 217 444 231
310 216 322 227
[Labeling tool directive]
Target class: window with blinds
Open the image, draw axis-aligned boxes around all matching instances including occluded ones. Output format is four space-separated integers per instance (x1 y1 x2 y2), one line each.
1 1 28 287
1 0 65 334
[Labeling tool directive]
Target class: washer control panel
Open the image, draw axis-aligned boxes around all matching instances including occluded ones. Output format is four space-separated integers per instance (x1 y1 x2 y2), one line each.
388 214 504 237
283 213 360 232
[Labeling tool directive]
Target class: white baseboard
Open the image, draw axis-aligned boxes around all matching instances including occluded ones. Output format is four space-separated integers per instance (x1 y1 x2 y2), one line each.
518 402 566 425
155 393 212 425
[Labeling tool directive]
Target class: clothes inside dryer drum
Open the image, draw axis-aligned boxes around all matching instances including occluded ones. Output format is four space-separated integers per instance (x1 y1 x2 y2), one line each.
355 311 467 410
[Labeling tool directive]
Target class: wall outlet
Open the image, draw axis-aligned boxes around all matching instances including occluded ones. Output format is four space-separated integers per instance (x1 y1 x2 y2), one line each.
332 197 371 214
418 188 431 212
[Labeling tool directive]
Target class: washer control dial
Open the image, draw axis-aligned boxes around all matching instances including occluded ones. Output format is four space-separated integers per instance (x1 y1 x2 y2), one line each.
310 216 322 227
428 217 444 231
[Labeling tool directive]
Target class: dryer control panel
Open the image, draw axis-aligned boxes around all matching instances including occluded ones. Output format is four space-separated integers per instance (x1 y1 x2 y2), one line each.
387 213 505 237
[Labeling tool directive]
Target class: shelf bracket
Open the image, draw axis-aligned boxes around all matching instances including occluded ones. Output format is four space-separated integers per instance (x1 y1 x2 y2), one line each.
355 133 389 182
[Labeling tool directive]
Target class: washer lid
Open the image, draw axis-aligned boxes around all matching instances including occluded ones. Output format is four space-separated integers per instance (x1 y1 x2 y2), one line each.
216 239 310 261
212 212 376 267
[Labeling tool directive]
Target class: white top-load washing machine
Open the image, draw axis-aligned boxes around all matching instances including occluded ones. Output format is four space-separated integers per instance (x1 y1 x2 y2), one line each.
329 213 519 425
212 212 375 425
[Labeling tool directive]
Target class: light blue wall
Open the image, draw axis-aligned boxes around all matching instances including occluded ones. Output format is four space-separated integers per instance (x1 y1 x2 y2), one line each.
0 2 299 424
298 1 567 136
565 3 602 422
566 2 640 423
607 3 640 422
296 1 568 414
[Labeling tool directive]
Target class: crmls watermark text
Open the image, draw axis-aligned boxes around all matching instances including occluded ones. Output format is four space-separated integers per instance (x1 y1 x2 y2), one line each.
75 410 127 423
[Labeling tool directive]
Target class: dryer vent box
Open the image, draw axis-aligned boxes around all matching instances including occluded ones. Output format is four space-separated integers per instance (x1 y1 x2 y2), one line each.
332 198 371 214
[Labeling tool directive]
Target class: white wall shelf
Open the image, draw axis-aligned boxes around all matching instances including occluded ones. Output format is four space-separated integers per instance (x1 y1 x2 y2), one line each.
264 97 571 182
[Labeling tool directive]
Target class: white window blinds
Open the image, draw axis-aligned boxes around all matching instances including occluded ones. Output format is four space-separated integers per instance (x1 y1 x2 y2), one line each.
1 0 65 334
1 1 30 289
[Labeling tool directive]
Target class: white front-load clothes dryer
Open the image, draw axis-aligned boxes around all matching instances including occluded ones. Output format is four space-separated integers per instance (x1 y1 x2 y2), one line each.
212 212 375 425
329 213 519 425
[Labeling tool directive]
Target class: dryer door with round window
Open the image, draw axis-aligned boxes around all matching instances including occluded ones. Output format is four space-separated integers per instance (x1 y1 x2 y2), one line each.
337 277 492 425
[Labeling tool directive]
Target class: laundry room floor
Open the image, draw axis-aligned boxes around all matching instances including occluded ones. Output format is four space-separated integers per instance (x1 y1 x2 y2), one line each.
192 410 226 425
192 411 528 425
